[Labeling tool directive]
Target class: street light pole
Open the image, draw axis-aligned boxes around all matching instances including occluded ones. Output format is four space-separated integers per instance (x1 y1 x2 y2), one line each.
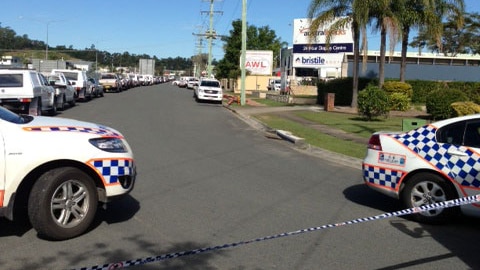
44 20 65 60
45 22 49 60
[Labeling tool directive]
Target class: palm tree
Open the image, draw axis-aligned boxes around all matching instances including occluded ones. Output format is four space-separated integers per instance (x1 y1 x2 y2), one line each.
392 0 428 82
393 0 464 82
307 0 371 108
367 0 401 88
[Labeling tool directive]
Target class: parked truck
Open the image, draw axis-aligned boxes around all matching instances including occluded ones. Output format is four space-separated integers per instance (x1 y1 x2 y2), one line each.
0 69 56 116
46 72 76 110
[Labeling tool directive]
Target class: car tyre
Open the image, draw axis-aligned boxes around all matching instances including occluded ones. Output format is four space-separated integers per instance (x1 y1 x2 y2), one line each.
401 172 459 224
47 98 57 116
69 97 76 107
28 98 42 116
28 167 98 240
58 94 66 111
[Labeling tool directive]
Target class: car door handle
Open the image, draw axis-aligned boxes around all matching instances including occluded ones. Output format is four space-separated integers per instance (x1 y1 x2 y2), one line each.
447 149 469 157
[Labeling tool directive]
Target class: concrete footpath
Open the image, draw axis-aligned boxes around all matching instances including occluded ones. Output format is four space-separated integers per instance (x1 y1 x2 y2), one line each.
223 101 364 170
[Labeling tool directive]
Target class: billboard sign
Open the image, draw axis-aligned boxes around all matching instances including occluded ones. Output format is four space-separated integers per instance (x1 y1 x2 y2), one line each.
242 50 273 75
292 18 352 69
292 53 344 68
293 17 353 45
292 43 353 54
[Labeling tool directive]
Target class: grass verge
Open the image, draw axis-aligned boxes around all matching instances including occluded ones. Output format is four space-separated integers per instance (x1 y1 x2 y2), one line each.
293 111 412 138
255 114 367 158
254 111 428 159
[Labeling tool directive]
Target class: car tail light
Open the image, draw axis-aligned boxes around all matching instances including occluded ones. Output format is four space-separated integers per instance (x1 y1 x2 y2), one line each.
368 134 382 150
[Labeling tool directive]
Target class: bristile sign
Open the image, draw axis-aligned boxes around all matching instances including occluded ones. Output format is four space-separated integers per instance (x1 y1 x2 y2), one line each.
292 17 353 68
241 50 273 75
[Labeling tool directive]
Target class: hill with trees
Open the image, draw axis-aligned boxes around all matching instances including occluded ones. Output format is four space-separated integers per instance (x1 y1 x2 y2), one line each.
0 23 195 75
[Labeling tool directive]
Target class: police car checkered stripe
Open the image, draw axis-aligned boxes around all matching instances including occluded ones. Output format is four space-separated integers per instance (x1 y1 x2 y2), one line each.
363 164 404 189
393 126 480 188
88 159 134 184
23 126 121 137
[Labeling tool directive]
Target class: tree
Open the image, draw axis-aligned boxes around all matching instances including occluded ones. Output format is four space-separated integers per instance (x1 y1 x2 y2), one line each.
391 0 434 82
307 0 371 108
216 20 286 79
393 0 460 81
410 1 465 56
368 0 401 88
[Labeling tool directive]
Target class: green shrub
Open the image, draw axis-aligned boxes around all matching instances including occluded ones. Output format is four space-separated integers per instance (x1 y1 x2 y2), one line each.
407 80 439 103
463 83 480 104
426 88 468 120
450 101 480 116
389 92 411 111
383 81 413 98
382 81 412 111
357 85 390 120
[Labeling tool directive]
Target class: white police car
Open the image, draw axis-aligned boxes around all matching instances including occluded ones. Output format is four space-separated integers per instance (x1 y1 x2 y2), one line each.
363 114 480 223
0 106 135 240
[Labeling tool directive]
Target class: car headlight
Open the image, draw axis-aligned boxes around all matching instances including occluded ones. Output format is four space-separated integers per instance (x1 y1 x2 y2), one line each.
89 137 127 153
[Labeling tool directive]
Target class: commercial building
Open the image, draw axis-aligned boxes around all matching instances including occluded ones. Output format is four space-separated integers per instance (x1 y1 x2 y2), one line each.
280 18 480 85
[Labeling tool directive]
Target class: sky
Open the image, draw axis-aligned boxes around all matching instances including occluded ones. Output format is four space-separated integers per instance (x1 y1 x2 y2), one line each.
2 0 480 60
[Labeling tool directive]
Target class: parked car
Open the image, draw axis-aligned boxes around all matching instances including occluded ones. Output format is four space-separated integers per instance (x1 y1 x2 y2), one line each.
171 78 180 86
193 78 222 103
363 114 480 223
144 75 154 86
47 73 76 110
128 74 140 87
99 73 121 93
0 105 136 240
177 77 189 88
88 77 104 98
267 78 281 91
51 69 93 101
187 77 199 89
0 69 56 116
118 74 131 90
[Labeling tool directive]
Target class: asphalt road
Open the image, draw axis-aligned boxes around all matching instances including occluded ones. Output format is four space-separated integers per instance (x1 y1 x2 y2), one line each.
0 83 479 270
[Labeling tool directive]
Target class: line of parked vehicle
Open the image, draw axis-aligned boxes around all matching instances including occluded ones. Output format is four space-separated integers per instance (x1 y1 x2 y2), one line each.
0 69 170 116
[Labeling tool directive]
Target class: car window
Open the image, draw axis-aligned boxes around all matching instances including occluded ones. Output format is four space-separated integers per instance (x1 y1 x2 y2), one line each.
464 121 480 148
48 75 61 84
201 81 220 87
101 74 116 79
38 74 50 86
62 72 79 81
30 72 41 86
436 121 465 145
0 74 23 87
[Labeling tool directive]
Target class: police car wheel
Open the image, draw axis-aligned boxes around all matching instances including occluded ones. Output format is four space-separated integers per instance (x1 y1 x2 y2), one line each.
28 167 98 240
401 172 459 224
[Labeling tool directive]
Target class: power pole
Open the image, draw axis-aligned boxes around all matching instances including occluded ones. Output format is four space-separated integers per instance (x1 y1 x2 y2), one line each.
201 0 223 78
240 0 247 105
